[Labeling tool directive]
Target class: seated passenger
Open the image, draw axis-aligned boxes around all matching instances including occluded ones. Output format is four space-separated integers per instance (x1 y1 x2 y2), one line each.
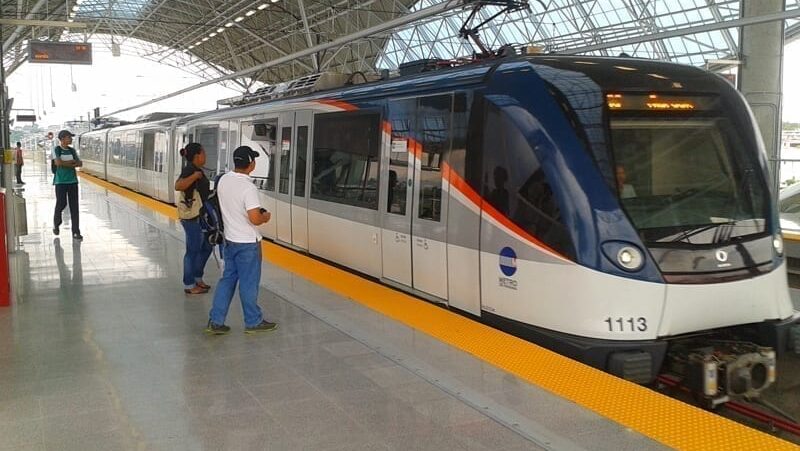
616 164 637 199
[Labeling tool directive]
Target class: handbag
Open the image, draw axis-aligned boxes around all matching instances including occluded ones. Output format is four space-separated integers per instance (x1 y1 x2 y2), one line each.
177 189 202 219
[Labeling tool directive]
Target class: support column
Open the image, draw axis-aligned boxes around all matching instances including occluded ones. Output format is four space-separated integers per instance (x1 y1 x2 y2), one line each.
738 0 785 194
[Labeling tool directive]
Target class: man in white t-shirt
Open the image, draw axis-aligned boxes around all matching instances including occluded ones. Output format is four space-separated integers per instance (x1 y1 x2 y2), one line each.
206 146 277 335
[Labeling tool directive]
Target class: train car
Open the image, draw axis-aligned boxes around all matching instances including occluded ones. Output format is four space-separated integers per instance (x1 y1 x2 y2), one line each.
85 55 800 402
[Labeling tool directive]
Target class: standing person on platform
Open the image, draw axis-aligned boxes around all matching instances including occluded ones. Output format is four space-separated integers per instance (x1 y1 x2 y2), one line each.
205 146 276 335
14 142 24 185
174 143 213 295
52 130 83 240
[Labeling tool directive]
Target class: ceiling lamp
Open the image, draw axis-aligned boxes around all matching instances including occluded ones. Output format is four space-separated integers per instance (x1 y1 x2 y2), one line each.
234 17 244 22
225 22 234 27
216 27 224 33
245 10 256 16
201 37 209 42
257 3 268 10
209 32 217 37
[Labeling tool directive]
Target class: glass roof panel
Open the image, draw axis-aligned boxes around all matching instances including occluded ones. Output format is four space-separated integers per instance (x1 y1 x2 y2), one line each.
377 0 757 70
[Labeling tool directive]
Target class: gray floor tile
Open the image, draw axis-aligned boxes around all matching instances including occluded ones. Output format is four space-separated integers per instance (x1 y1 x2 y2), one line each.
0 163 663 451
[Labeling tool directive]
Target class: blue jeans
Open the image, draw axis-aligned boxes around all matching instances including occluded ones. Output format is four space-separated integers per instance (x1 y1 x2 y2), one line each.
180 218 213 289
209 241 263 327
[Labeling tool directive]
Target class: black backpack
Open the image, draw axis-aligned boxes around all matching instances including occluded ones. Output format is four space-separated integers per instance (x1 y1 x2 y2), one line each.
201 173 225 246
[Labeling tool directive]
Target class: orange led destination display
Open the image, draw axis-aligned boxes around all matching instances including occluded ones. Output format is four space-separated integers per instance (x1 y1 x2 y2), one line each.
606 93 716 111
28 42 92 65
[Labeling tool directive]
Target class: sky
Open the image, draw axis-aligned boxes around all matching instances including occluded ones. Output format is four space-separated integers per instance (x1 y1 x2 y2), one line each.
6 37 800 129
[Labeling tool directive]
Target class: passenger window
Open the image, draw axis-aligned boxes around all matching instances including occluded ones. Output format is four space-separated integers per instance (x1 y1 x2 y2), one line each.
387 99 415 215
295 126 309 197
482 102 574 258
312 111 381 210
279 127 291 194
142 132 155 170
196 127 219 177
417 95 451 222
241 121 277 191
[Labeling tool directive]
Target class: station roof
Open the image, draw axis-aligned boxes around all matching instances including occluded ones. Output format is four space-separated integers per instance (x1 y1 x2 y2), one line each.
2 0 800 91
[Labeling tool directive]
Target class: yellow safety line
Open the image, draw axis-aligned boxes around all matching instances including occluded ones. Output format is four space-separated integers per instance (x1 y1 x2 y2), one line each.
79 172 798 450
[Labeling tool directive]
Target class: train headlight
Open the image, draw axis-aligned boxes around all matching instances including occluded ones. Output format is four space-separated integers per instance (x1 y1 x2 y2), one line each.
773 234 784 255
616 246 644 271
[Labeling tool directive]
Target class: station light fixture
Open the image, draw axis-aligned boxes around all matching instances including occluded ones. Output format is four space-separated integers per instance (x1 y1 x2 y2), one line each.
194 41 201 46
245 10 256 16
209 32 217 37
216 27 224 33
225 22 234 27
68 18 74 23
234 16 244 22
72 5 78 11
201 37 209 42
258 3 269 10
271 0 279 3
188 45 195 49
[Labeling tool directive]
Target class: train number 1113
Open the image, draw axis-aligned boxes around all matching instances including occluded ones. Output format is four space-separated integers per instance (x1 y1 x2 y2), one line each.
604 317 647 332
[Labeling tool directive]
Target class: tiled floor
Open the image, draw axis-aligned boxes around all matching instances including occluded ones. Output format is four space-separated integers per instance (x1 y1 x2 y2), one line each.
0 160 664 450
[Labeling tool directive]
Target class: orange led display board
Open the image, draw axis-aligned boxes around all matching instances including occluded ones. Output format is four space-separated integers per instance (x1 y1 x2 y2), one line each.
28 42 92 65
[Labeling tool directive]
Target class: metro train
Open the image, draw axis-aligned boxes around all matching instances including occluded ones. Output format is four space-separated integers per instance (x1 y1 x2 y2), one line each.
78 55 800 402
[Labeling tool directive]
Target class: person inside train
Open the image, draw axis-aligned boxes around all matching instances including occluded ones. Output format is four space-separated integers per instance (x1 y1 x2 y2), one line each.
205 146 276 335
52 130 83 240
616 164 637 199
487 166 510 215
174 143 213 295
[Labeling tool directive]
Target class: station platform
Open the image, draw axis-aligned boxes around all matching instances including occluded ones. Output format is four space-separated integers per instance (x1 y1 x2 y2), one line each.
0 160 795 450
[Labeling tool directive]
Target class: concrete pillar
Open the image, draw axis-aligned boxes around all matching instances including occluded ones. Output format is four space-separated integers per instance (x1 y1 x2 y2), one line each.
738 0 785 194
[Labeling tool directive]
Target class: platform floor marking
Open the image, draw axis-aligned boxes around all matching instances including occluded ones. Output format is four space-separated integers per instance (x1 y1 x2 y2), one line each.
79 172 798 450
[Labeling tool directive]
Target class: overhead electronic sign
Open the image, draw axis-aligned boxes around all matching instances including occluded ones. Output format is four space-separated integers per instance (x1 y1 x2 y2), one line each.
28 41 92 65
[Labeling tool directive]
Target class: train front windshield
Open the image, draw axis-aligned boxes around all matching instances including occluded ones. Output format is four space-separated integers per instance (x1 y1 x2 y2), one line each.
608 98 770 245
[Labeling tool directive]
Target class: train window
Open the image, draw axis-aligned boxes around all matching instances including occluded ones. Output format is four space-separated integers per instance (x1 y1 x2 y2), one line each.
196 127 219 176
240 121 276 191
141 132 155 170
278 127 292 194
312 111 381 210
155 132 167 172
295 126 309 197
610 119 769 243
417 95 451 222
482 102 574 258
387 99 415 215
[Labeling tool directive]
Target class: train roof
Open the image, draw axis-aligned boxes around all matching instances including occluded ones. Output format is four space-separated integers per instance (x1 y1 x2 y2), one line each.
95 55 727 131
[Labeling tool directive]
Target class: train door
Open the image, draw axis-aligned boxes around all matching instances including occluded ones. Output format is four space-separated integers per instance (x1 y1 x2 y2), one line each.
381 99 415 287
410 95 450 301
290 111 312 250
275 112 294 244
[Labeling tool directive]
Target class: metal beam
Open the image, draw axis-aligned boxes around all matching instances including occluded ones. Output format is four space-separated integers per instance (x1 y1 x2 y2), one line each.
0 19 88 28
297 0 319 71
561 7 800 54
105 0 468 117
2 0 48 53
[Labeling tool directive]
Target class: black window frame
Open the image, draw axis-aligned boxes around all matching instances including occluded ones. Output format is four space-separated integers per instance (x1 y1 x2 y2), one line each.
311 110 382 210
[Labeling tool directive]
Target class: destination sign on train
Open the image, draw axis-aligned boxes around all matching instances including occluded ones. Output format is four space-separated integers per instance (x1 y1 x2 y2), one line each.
606 93 717 111
28 41 92 65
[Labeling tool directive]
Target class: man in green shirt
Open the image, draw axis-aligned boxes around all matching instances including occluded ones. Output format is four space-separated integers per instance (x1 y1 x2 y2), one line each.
53 130 83 240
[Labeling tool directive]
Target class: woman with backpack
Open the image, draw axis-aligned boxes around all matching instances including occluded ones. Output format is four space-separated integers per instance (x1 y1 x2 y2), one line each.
175 143 213 295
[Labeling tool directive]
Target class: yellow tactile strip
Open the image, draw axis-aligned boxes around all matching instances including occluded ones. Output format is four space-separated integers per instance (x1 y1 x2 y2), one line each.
80 172 798 450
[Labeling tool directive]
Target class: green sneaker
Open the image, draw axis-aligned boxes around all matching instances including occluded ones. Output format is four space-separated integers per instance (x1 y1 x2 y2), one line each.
204 320 230 335
245 320 278 334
